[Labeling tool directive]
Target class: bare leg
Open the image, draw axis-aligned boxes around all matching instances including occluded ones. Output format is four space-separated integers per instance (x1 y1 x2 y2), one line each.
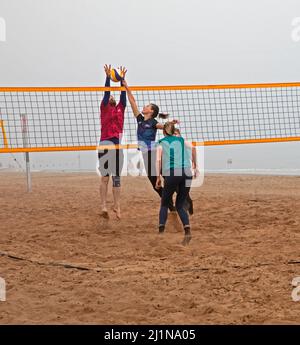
100 176 109 218
112 186 121 220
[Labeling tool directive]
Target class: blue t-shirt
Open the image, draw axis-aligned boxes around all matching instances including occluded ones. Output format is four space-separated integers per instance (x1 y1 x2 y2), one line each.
136 114 158 151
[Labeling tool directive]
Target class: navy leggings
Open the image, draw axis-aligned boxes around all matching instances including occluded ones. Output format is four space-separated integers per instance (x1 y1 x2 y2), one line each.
142 150 175 211
159 173 192 227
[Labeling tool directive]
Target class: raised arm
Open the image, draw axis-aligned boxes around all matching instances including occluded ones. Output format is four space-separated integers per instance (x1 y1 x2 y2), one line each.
122 79 140 117
102 64 111 106
119 66 127 107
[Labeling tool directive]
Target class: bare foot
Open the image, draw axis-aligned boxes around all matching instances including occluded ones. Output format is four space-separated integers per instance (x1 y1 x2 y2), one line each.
100 209 109 219
113 207 121 220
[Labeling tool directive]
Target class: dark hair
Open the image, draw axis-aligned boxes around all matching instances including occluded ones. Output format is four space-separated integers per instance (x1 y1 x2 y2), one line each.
158 112 169 119
150 103 169 119
150 103 159 118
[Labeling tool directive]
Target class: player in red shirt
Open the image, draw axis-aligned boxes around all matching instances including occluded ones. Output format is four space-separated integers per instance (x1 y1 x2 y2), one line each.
98 64 127 220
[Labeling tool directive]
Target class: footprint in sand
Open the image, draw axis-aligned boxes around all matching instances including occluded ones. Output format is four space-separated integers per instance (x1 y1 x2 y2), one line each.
100 210 109 219
98 211 111 230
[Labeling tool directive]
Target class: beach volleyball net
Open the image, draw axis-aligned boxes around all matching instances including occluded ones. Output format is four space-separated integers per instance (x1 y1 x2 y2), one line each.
0 82 300 153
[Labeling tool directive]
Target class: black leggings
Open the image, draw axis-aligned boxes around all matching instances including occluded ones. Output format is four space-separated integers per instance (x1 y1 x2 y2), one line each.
160 174 192 226
142 150 175 211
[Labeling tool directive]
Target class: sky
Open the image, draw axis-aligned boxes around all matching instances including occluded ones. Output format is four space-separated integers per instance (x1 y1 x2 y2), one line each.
0 0 300 173
1 0 300 86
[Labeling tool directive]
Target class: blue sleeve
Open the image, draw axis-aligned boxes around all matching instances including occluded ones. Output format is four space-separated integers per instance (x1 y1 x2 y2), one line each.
136 114 143 122
102 76 110 106
152 119 158 129
120 80 126 107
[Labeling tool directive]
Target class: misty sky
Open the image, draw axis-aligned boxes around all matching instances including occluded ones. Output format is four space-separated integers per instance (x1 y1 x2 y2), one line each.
0 0 300 173
1 0 300 86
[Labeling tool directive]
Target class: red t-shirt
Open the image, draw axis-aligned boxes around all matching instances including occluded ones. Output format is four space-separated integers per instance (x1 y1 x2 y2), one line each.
100 101 125 141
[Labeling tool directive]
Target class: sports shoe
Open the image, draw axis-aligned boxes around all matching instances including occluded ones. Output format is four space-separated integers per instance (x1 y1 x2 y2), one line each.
182 226 192 245
158 225 165 234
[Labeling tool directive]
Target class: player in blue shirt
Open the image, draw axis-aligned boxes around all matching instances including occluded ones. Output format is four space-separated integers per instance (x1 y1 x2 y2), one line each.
122 79 178 211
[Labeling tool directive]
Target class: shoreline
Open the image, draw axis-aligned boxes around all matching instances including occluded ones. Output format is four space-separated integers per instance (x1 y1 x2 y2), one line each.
1 169 300 177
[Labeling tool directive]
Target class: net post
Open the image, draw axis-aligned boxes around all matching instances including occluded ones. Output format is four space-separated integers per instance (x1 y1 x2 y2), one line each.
0 120 9 148
20 114 32 192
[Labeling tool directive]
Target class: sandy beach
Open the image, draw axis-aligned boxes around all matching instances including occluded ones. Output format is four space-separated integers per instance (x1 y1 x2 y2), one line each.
1 172 300 324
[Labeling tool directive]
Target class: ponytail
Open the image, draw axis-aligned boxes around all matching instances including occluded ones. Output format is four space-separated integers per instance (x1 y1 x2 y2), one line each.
158 113 169 119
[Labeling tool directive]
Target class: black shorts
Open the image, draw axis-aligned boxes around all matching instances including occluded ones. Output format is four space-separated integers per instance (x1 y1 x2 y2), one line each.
98 141 124 177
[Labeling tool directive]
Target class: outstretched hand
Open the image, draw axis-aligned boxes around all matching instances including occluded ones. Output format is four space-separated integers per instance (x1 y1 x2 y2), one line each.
118 66 127 79
104 64 111 77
